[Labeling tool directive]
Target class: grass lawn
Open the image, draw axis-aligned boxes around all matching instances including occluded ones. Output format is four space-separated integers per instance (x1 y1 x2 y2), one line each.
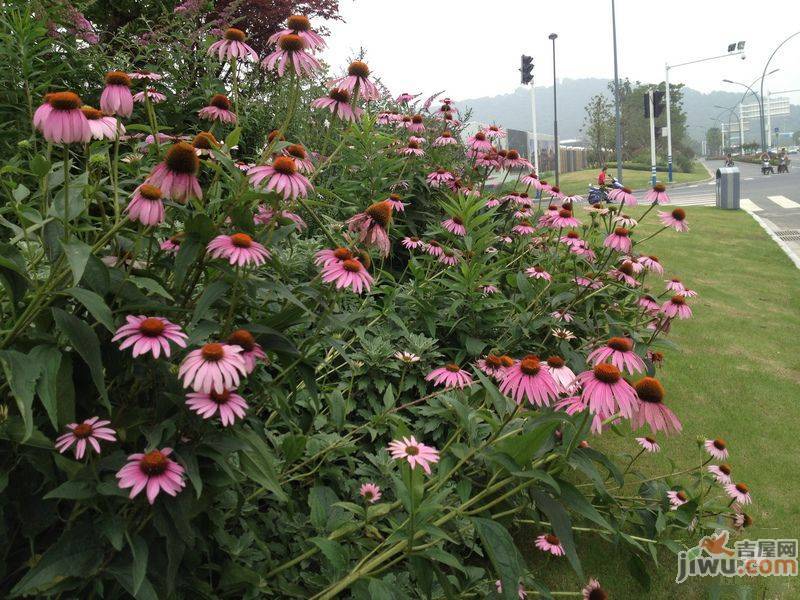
526 207 800 598
532 162 710 197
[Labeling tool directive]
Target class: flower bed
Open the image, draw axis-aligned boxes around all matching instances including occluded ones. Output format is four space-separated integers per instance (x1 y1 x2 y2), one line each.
0 7 755 599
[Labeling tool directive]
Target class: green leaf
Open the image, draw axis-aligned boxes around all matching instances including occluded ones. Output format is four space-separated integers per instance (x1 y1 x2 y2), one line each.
64 287 115 332
52 308 109 411
557 480 612 530
281 434 307 463
191 280 229 325
494 421 558 468
367 578 398 600
43 480 95 500
309 486 339 531
173 238 201 289
129 275 173 300
470 517 524 600
30 154 51 177
0 350 40 440
129 534 149 595
60 239 92 285
30 346 61 429
234 427 287 502
532 490 584 580
174 447 202 498
309 537 347 577
225 126 241 149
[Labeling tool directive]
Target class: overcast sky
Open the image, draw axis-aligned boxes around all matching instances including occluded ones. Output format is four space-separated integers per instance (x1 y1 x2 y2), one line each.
322 1 800 104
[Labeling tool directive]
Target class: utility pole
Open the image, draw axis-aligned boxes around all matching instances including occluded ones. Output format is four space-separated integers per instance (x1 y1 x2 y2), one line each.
739 104 744 153
549 33 559 186
648 89 657 186
611 0 623 183
665 65 672 181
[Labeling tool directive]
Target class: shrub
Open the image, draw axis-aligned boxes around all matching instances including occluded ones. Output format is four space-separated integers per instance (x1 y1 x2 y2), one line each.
0 5 754 598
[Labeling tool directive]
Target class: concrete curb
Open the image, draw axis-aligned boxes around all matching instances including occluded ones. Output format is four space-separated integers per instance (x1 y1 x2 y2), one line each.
746 211 800 270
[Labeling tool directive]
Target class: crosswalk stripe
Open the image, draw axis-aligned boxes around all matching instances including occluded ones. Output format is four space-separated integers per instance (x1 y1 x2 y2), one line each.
740 198 762 212
767 195 800 209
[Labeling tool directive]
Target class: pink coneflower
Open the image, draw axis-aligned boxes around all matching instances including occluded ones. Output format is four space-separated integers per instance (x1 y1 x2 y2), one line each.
388 436 440 474
732 505 754 530
41 92 91 144
208 27 259 62
604 227 632 253
638 255 663 274
282 143 314 173
160 234 183 254
503 149 533 170
55 417 116 459
658 207 689 232
582 578 607 600
547 185 565 201
359 482 382 503
395 92 419 104
311 88 363 122
439 250 459 266
383 193 406 212
402 114 425 133
395 351 421 363
100 71 133 118
476 354 508 379
638 295 661 313
315 247 350 268
267 14 326 51
521 172 543 190
146 142 202 202
426 363 474 389
661 295 692 319
608 186 638 206
427 168 455 188
482 284 500 295
535 533 565 556
255 205 307 230
526 265 551 281
112 315 188 358
513 207 533 220
321 257 373 294
329 60 380 101
513 220 536 235
186 388 248 426
588 337 645 374
199 94 237 123
631 377 682 434
474 151 501 168
667 489 689 510
247 156 313 200
486 196 504 208
578 364 638 418
125 184 164 226
129 70 162 81
704 438 729 460
402 236 424 250
425 239 444 257
549 208 581 229
398 138 425 156
645 182 670 204
433 131 458 146
441 216 467 236
609 262 639 286
132 88 166 104
81 107 124 140
262 33 322 77
192 131 220 157
665 278 685 293
550 310 573 322
467 131 493 152
495 580 527 599
483 124 506 139
708 463 733 485
179 343 247 394
207 233 271 267
116 448 185 504
543 356 577 394
227 329 267 373
635 436 661 453
33 93 54 132
376 111 398 125
499 356 559 407
614 214 639 228
553 327 577 340
559 231 583 249
725 482 752 505
346 201 392 256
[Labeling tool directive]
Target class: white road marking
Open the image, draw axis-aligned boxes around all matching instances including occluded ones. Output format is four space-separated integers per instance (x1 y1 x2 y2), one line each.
744 177 754 181
740 198 762 212
767 195 800 209
706 181 715 185
687 184 699 188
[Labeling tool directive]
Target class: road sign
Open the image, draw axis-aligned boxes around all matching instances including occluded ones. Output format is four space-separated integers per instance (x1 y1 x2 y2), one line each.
740 97 790 119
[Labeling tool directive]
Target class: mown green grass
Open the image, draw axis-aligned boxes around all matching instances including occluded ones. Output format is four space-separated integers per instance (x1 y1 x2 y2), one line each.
534 162 710 197
526 207 800 598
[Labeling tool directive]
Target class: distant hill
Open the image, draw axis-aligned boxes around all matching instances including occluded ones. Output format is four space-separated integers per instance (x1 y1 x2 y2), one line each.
455 79 800 144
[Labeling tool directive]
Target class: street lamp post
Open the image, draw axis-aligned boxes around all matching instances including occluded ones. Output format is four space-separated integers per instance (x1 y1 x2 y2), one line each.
664 43 745 182
549 33 559 187
723 70 779 152
611 0 623 184
758 31 799 153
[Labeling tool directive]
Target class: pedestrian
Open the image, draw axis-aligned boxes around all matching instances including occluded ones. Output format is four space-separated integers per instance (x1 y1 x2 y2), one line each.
598 165 608 187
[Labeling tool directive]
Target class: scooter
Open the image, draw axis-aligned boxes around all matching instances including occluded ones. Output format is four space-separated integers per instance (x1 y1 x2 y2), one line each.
587 178 623 204
762 160 775 175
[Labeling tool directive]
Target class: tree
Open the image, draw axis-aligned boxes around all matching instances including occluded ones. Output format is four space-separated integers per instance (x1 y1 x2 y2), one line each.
706 127 722 156
580 94 614 167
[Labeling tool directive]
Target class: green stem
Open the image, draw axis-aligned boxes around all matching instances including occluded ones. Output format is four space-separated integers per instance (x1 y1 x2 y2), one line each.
62 145 70 241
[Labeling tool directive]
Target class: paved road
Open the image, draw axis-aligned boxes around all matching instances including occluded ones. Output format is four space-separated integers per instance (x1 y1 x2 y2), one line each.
665 159 800 263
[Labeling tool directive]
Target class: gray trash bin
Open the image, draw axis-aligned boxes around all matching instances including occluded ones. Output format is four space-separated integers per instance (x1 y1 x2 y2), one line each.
715 167 740 209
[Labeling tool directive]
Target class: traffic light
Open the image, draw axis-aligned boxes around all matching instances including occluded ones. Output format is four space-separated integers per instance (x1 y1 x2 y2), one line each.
520 55 533 85
653 90 665 118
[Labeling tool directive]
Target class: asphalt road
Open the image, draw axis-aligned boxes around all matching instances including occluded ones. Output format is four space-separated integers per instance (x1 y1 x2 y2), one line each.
665 159 800 261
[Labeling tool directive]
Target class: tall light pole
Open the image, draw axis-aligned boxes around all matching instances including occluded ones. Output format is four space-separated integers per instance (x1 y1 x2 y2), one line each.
723 70 779 150
758 31 800 153
549 33 559 186
664 42 745 181
611 0 623 183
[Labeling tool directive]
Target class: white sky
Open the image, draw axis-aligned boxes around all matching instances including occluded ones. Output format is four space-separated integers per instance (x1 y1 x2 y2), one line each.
322 0 800 104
